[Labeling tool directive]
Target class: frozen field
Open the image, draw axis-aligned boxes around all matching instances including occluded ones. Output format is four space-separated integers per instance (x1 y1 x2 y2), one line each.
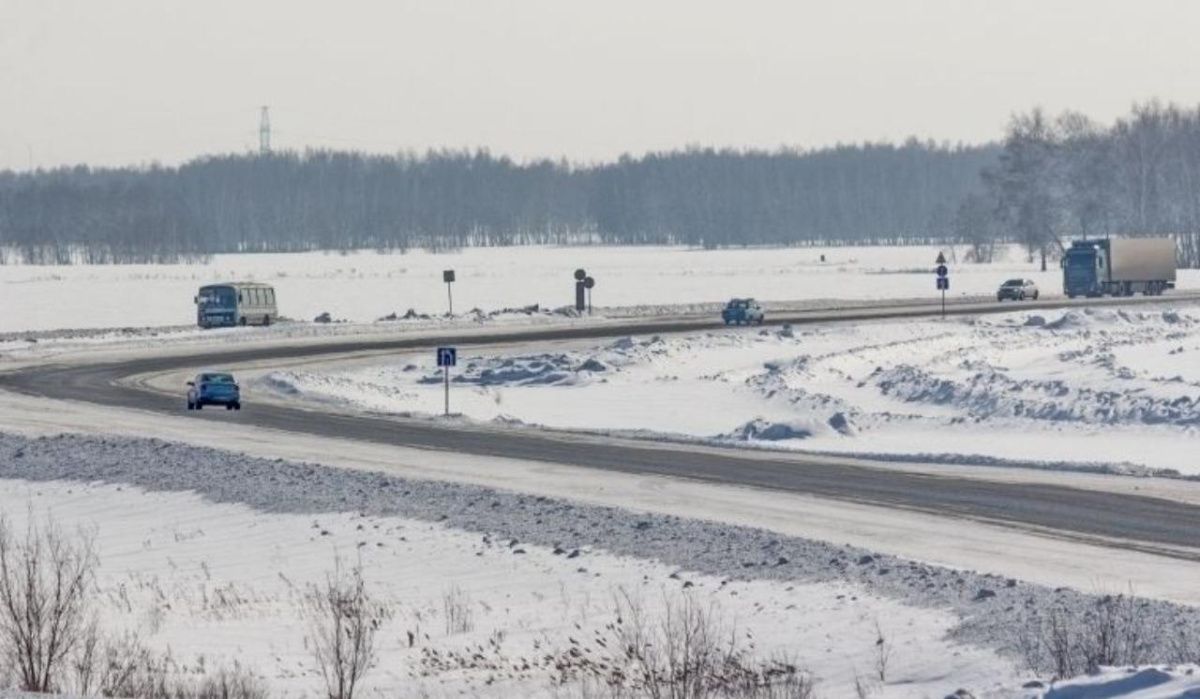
258 303 1200 476
2 432 1198 698
0 480 1020 698
0 243 1142 333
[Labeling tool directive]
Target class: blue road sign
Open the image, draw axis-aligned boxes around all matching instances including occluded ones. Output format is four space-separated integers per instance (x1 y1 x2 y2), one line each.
437 347 457 367
937 277 949 291
936 264 948 277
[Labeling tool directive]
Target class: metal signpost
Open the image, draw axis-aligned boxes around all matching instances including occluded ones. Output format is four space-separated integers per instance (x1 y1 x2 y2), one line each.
443 270 455 316
935 252 949 318
437 346 457 416
573 268 587 312
584 275 595 315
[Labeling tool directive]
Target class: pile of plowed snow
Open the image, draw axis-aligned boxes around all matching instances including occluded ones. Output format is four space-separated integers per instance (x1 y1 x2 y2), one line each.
256 304 1200 475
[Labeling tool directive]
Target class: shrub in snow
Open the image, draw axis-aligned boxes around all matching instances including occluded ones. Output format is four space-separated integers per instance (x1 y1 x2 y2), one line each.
725 419 814 441
0 515 96 693
305 563 384 699
556 589 815 698
1012 593 1151 680
828 412 855 435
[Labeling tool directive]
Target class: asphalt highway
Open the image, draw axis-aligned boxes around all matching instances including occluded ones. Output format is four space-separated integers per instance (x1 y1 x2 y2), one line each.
4 294 1200 558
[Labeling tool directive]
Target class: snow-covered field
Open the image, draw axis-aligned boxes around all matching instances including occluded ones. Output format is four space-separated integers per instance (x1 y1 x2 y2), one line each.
5 243 1200 697
0 243 1154 333
255 302 1200 476
2 433 1197 698
0 479 1020 698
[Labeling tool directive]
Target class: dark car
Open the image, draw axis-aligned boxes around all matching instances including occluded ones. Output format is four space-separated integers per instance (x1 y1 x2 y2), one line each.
996 279 1039 301
721 298 765 325
187 372 241 411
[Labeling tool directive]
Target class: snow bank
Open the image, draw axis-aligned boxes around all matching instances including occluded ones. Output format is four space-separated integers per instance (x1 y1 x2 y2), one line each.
1028 665 1200 698
259 303 1200 475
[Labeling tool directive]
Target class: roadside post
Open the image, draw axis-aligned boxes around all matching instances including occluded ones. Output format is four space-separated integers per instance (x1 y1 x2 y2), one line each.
935 252 949 319
443 269 455 316
584 276 595 315
437 346 457 416
574 268 587 312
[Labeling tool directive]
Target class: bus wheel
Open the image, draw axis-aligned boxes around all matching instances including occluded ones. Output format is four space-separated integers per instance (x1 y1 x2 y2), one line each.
263 315 271 327
239 317 247 326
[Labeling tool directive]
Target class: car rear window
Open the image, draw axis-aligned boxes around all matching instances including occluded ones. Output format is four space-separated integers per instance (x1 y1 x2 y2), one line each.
1003 279 1023 286
200 373 235 384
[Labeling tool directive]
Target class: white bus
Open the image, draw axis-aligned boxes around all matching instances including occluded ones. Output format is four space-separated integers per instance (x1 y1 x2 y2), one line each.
195 282 278 328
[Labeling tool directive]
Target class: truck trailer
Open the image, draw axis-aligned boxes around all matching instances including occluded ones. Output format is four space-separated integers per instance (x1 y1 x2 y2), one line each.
1061 238 1176 298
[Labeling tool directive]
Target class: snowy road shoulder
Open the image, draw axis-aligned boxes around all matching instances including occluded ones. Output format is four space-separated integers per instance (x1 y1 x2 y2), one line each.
0 388 1198 608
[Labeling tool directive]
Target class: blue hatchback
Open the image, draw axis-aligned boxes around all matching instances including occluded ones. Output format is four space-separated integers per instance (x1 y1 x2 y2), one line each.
187 372 241 411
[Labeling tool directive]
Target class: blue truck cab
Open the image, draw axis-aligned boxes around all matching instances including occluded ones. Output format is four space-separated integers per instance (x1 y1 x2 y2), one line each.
1062 241 1107 297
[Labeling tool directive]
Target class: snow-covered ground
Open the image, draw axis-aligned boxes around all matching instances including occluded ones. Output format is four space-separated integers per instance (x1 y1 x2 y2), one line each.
0 242 1167 333
2 433 1198 698
255 302 1200 476
1033 667 1200 698
0 479 1021 698
5 243 1200 697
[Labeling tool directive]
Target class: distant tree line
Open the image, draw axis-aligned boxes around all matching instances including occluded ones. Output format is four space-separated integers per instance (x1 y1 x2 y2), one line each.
2 100 1200 266
965 100 1200 268
0 143 994 264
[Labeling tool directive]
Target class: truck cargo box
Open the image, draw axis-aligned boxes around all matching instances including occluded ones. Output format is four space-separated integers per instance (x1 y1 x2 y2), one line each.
1109 238 1177 282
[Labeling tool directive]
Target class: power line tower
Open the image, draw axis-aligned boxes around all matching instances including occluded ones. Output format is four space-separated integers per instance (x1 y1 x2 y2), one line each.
259 106 271 155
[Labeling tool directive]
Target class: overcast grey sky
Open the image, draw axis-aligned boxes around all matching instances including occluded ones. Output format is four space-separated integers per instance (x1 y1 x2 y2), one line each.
2 0 1198 170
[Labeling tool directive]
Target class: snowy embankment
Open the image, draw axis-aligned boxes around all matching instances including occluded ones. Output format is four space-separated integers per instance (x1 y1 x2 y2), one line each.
1 433 1199 698
256 303 1200 476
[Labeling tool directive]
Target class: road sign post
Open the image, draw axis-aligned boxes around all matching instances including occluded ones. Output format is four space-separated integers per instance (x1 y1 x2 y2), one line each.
584 276 595 315
443 270 455 316
437 347 457 416
935 252 949 319
573 269 587 312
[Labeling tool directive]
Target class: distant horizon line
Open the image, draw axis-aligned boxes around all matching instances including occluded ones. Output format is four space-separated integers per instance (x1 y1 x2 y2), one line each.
2 137 1003 176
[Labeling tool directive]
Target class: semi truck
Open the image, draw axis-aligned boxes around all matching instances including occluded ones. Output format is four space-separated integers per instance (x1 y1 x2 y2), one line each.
1061 238 1176 298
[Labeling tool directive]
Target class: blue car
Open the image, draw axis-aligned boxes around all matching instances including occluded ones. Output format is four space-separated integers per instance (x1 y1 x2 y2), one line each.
187 372 241 411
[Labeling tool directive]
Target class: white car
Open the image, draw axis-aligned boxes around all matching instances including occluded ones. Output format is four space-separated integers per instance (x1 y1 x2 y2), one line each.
996 279 1039 301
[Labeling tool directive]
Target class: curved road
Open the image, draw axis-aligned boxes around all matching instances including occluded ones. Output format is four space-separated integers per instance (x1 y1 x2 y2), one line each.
4 294 1200 559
